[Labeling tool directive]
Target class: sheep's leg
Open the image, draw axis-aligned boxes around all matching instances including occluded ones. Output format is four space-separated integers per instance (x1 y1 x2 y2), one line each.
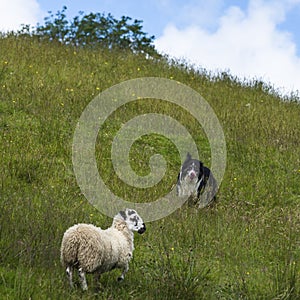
94 272 102 291
66 266 73 288
94 272 102 284
117 264 129 281
78 267 88 291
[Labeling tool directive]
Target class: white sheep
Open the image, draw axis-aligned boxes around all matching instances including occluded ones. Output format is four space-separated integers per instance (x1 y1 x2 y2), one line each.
60 208 146 290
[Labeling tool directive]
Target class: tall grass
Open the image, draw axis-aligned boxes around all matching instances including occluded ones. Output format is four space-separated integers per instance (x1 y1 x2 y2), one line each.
0 35 299 299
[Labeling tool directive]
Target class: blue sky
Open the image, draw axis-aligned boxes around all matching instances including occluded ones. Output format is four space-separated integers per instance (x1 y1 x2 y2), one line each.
1 0 300 95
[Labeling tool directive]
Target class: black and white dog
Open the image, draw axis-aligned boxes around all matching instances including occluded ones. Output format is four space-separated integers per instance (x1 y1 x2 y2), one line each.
176 153 218 207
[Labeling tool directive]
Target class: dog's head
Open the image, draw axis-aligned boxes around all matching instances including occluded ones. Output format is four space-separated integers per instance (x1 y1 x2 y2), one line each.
118 208 146 234
179 153 204 184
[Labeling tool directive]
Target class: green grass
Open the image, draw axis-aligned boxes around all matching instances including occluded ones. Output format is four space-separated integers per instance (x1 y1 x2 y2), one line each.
0 34 299 299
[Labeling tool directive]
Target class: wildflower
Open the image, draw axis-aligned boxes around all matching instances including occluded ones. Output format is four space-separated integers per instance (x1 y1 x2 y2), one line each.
171 247 174 251
96 87 100 90
234 177 237 181
170 76 174 79
137 67 140 71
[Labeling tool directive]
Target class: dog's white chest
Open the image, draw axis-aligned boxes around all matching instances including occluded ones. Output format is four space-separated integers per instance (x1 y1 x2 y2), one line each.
177 177 201 197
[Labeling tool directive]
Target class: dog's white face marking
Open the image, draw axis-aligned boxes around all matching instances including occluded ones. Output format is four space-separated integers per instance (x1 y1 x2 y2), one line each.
187 162 198 180
184 162 200 185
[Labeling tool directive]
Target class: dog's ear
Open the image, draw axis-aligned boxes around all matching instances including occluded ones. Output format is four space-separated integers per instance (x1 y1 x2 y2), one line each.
186 152 192 161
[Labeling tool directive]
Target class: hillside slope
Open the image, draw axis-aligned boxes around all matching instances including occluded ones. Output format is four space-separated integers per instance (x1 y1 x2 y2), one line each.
0 36 299 299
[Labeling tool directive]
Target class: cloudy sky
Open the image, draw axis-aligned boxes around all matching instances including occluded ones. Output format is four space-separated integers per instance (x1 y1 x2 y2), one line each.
1 0 300 96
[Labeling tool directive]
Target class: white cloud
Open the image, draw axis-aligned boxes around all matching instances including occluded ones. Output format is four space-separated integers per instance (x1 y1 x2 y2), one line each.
153 0 224 31
180 0 224 29
0 0 42 32
155 0 300 95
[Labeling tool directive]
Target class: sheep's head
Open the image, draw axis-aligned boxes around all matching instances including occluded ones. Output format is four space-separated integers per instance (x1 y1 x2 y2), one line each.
119 209 146 234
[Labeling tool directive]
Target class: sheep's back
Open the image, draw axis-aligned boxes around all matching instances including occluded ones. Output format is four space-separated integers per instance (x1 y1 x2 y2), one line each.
61 224 131 273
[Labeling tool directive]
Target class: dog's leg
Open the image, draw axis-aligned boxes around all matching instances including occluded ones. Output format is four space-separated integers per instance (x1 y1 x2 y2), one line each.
176 183 183 196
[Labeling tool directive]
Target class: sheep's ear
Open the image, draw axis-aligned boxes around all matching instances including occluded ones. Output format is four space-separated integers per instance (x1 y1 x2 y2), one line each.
119 210 127 220
125 208 136 216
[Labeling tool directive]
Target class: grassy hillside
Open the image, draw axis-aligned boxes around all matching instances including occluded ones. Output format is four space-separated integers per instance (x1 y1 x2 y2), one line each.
0 35 299 299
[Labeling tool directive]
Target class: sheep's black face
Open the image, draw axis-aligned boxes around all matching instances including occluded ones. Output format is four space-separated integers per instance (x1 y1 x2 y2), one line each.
121 209 146 234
